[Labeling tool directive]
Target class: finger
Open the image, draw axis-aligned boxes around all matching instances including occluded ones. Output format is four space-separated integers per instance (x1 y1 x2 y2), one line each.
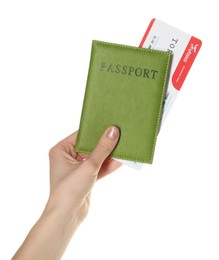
86 126 120 170
53 131 79 159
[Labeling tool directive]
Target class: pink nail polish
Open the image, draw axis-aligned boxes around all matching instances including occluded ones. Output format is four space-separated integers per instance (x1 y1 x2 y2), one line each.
106 126 119 140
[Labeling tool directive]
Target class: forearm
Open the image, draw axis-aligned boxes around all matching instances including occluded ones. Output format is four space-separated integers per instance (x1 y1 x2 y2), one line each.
12 200 81 260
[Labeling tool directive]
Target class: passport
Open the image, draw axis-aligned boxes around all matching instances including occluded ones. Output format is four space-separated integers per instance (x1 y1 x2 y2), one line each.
75 40 171 164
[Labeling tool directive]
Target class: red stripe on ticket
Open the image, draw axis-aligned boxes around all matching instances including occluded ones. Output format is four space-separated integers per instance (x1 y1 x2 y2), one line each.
172 37 202 90
139 18 155 48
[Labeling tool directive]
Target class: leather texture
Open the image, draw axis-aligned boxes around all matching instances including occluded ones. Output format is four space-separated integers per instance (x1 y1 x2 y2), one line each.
75 40 171 163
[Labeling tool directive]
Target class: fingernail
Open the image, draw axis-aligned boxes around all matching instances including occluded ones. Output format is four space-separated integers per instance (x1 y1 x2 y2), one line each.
106 126 119 140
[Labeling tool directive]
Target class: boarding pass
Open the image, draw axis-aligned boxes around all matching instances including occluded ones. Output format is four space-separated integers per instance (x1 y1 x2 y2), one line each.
119 18 202 170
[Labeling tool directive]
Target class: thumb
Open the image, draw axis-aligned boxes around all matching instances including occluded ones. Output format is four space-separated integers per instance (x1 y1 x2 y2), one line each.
86 126 120 170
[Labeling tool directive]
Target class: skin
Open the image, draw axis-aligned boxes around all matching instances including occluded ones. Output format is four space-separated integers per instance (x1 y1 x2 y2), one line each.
12 126 121 260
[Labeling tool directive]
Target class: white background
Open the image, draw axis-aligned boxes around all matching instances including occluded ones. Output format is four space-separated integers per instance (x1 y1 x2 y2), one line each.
0 1 218 259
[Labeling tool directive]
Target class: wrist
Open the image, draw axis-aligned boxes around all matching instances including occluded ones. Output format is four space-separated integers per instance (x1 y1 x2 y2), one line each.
45 197 80 226
45 190 86 228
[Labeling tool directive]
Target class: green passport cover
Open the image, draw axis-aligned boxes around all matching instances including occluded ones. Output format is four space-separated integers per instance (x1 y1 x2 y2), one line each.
75 40 171 164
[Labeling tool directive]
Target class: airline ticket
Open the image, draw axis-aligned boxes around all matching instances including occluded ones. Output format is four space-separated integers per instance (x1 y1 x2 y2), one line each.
119 18 202 170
